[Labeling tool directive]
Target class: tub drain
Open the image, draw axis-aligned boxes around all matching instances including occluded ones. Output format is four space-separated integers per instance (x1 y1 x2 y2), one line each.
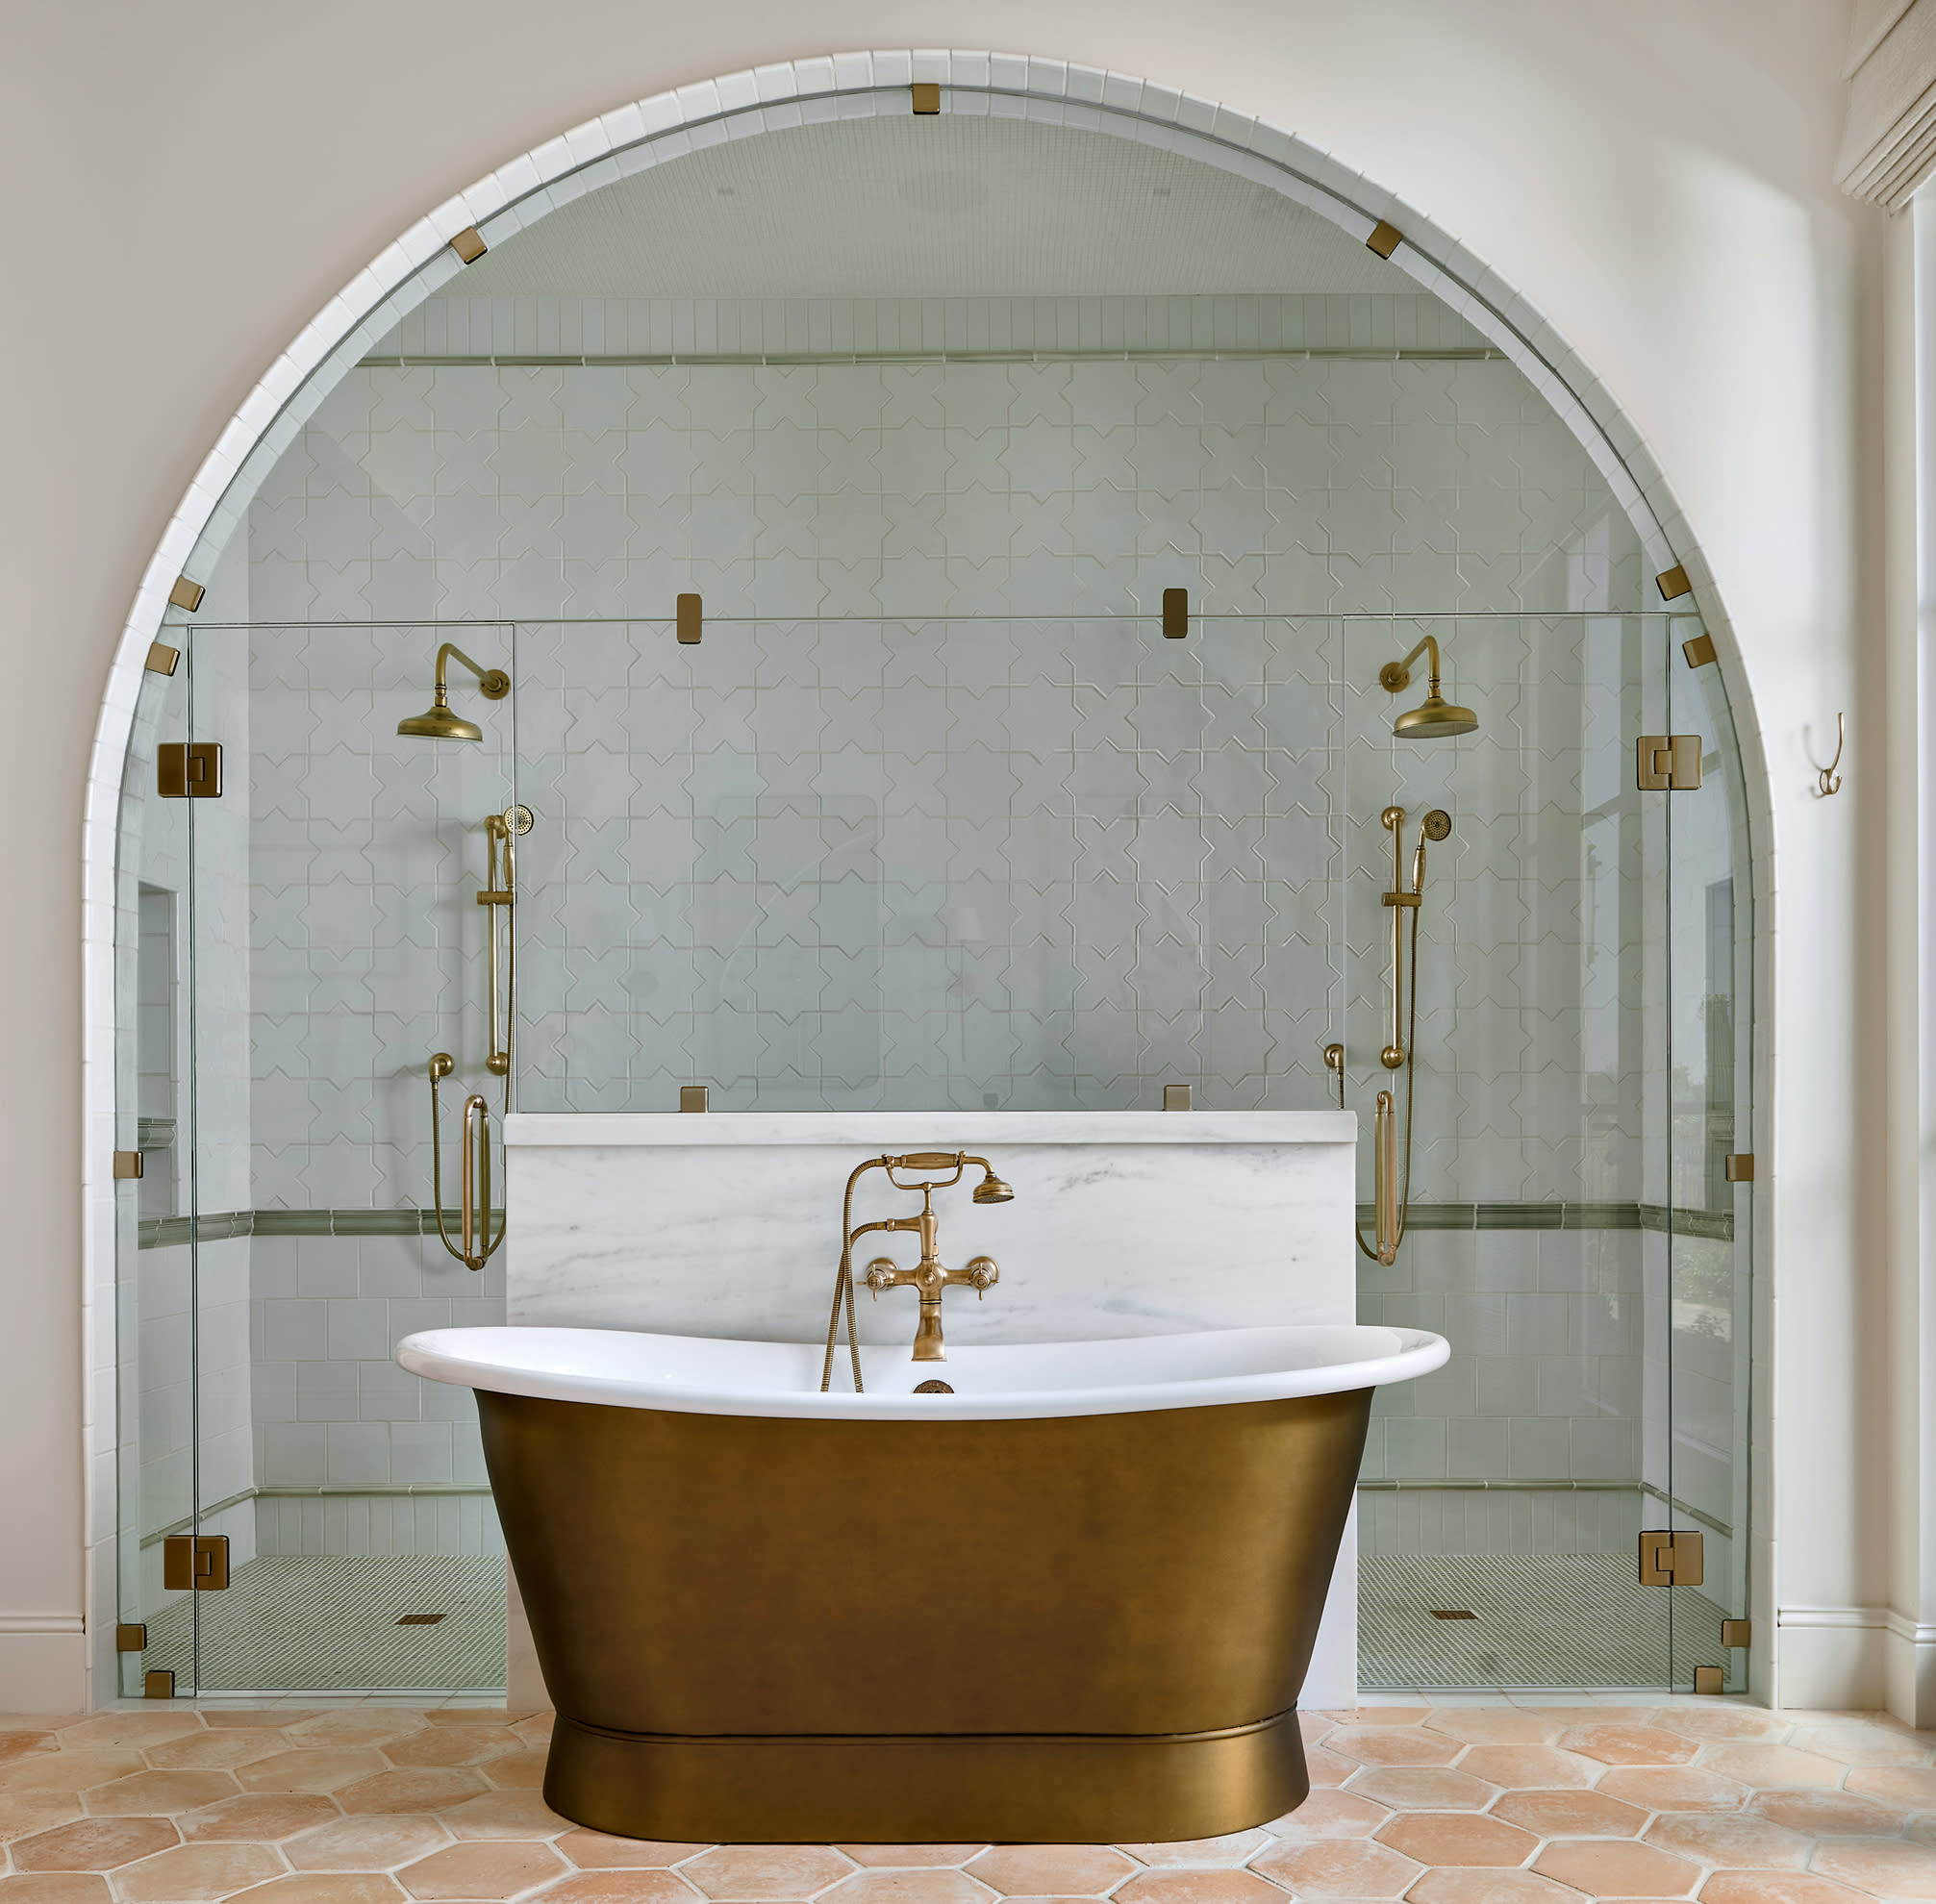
914 1379 954 1394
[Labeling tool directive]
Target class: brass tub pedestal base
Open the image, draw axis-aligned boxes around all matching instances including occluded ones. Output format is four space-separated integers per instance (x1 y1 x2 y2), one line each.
543 1709 1309 1843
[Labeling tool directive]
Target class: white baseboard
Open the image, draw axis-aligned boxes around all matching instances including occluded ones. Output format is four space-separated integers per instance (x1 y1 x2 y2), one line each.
1776 1605 1890 1712
0 1626 88 1714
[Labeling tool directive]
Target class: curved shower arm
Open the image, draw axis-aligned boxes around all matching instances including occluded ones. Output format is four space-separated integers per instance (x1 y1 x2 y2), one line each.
1379 634 1446 697
431 643 511 708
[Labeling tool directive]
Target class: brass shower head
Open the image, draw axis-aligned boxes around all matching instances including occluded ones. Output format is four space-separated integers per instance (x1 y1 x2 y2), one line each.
397 642 510 743
397 700 485 742
1394 692 1479 740
972 1167 1015 1204
1380 635 1478 740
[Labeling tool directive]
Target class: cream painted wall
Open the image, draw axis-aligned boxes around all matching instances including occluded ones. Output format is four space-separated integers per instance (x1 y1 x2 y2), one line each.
0 0 1884 1709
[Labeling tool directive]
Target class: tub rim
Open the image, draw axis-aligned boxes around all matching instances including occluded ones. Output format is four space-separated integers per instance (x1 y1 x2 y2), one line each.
397 1320 1449 1420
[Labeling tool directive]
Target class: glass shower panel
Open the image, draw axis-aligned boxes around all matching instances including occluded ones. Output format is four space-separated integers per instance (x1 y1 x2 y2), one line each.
1349 613 1672 1689
180 621 513 1693
513 615 1345 1114
1664 621 1754 1692
113 647 196 1698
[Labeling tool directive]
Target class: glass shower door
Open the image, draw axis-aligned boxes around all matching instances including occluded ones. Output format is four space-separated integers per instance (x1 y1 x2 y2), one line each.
112 638 197 1697
1350 611 1677 1690
177 619 515 1693
1662 619 1755 1693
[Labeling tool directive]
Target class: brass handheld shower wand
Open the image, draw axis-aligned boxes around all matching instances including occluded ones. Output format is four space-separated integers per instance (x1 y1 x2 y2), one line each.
425 804 533 1270
1338 805 1452 1265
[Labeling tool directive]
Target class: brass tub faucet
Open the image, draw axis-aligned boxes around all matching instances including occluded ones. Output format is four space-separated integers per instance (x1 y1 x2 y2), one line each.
822 1153 1012 1387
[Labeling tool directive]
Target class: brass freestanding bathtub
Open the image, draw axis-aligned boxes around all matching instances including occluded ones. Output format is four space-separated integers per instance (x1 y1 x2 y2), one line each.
398 1322 1448 1842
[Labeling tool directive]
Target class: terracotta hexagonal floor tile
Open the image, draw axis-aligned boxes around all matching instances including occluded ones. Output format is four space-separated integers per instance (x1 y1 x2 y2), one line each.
1646 1814 1814 1869
1698 1745 1848 1791
1264 1788 1391 1838
554 1831 711 1869
1347 1767 1496 1812
226 1879 406 1902
534 1877 708 1904
286 1712 427 1750
282 1812 451 1870
1325 1729 1463 1768
837 1848 985 1869
1787 1720 1931 1766
680 1846 858 1899
1847 1764 1936 1807
1404 1872 1581 1904
1532 1839 1700 1898
11 1816 180 1870
1375 1814 1537 1868
1656 1709 1793 1745
1454 1747 1599 1791
81 1767 240 1816
114 1841 286 1901
1751 1790 1908 1836
0 1791 86 1841
1808 1836 1936 1896
1116 1873 1292 1904
145 1730 292 1771
0 1730 60 1764
1303 1746 1357 1787
1351 1709 1437 1726
179 1792 340 1841
202 1711 319 1730
235 1748 391 1795
1421 1711 1565 1745
1597 1767 1752 1813
968 1847 1134 1893
0 1877 114 1902
383 1726 521 1769
818 1873 993 1904
440 1789 571 1839
334 1767 490 1816
514 1715 556 1747
1491 1790 1649 1837
0 1750 145 1797
400 1840 570 1899
55 1714 205 1751
1559 1724 1699 1767
416 1709 546 1726
1118 1833 1270 1867
1698 1875 1873 1904
1246 1837 1421 1897
484 1748 550 1789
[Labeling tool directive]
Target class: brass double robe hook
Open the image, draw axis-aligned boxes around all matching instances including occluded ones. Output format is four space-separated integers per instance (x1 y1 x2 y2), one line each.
1818 713 1844 796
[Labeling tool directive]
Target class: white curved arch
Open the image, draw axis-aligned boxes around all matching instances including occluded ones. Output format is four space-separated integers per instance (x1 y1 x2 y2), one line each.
80 46 1772 1693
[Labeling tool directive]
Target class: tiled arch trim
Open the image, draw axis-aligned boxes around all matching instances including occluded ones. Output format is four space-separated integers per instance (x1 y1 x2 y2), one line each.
76 47 1773 1698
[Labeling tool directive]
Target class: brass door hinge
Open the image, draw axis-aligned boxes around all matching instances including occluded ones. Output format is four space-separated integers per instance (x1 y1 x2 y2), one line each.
116 1623 147 1652
1636 735 1703 791
145 641 181 677
158 740 222 799
1724 1154 1754 1183
144 1668 176 1699
1722 1617 1751 1648
113 1150 144 1180
1163 588 1189 639
163 1534 230 1591
1163 1084 1194 1110
677 592 702 644
1639 1528 1704 1587
1693 1665 1723 1694
1683 633 1717 668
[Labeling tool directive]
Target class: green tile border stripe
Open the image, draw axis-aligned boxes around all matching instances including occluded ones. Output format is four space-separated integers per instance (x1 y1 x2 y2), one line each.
1352 1201 1733 1240
140 1199 1733 1249
138 1209 504 1249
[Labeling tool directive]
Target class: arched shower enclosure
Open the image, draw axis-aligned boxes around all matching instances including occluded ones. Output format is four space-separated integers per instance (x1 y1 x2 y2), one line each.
94 53 1759 1699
